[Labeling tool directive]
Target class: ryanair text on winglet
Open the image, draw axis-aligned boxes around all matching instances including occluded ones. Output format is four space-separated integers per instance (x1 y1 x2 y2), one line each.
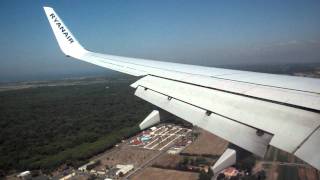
50 13 74 44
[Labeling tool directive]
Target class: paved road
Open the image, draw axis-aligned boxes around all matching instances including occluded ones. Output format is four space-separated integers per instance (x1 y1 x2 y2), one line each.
261 161 310 167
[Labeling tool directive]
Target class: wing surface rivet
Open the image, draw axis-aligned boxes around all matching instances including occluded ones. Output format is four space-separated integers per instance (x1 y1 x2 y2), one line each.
206 111 212 116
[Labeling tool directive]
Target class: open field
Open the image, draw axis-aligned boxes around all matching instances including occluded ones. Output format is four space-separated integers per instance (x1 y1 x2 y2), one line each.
253 146 320 180
131 167 199 180
182 128 228 156
93 145 159 168
264 146 304 163
297 166 320 180
255 163 320 180
152 154 183 169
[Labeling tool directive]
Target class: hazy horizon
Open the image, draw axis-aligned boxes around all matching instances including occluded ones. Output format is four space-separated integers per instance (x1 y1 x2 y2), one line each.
0 0 319 82
1 61 319 83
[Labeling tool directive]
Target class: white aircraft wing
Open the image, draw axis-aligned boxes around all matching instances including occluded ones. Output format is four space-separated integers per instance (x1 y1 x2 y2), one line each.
43 7 320 170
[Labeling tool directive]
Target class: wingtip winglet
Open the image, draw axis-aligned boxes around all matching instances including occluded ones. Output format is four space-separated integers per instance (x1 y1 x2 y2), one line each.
43 7 86 57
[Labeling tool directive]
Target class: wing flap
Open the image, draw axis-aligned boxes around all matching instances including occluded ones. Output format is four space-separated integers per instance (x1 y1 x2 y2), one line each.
134 86 273 156
132 75 320 152
295 128 320 170
132 75 320 167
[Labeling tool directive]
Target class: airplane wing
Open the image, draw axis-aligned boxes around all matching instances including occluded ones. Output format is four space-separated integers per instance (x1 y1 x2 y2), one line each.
43 7 320 170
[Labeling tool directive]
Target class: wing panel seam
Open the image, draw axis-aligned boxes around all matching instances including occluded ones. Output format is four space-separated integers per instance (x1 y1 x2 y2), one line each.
147 75 320 113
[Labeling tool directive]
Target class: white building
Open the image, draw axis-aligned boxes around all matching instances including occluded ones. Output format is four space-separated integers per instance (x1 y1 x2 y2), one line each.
115 164 134 176
17 171 31 179
78 161 96 171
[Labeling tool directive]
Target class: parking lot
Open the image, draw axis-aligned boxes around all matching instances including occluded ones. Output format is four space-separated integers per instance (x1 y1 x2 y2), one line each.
129 124 192 151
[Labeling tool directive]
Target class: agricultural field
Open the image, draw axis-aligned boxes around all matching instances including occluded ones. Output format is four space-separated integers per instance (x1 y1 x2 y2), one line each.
131 167 199 180
182 128 228 156
152 154 183 169
93 145 159 168
253 146 320 180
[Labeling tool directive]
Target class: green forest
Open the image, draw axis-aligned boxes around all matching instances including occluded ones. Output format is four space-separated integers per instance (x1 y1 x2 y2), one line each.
0 76 153 174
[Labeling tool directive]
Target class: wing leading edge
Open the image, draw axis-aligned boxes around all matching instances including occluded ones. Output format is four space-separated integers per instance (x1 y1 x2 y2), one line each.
43 7 320 170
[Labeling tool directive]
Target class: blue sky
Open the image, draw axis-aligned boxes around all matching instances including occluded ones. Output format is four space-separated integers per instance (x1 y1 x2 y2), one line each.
0 0 319 82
